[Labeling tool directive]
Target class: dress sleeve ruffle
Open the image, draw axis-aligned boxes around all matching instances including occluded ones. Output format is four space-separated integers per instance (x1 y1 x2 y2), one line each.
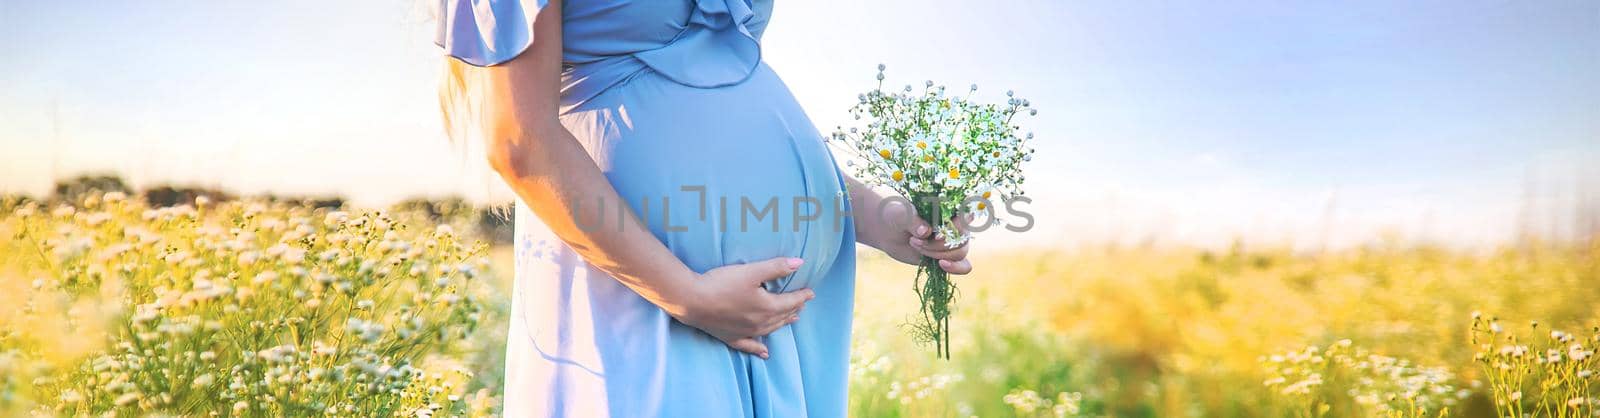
435 0 549 67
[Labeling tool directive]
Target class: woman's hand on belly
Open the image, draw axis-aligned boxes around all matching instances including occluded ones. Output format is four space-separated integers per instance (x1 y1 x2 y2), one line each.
672 257 815 360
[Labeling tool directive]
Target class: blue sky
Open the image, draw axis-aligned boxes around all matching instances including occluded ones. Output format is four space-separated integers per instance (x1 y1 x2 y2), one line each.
2 0 1596 249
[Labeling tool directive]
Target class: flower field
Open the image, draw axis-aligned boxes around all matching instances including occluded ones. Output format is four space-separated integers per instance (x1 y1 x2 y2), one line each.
1 193 496 417
3 192 1597 417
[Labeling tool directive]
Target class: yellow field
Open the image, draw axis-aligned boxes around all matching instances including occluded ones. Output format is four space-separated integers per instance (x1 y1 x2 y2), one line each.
844 245 1599 417
4 194 1597 417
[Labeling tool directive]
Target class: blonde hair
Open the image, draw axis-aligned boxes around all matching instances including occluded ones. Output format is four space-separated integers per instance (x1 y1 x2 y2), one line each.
438 58 519 219
438 58 483 146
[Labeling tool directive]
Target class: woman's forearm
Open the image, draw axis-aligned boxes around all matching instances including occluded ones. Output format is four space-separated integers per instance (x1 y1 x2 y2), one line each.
476 1 698 317
489 124 702 316
847 175 909 252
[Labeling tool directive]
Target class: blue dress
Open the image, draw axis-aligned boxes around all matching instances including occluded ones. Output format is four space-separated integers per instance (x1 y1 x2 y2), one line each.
437 1 856 416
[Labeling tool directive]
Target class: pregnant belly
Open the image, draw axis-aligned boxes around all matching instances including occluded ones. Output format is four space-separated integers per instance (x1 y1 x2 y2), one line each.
558 65 847 291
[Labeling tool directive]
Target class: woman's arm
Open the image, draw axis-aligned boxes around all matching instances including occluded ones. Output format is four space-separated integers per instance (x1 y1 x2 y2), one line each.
846 175 974 274
466 3 808 358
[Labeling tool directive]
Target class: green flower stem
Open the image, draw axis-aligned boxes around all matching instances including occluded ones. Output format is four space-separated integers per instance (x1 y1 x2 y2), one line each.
912 194 956 359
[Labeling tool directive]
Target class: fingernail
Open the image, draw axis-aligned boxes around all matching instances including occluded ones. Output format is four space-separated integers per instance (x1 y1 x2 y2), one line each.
910 238 925 247
785 257 804 269
916 225 930 236
759 352 769 360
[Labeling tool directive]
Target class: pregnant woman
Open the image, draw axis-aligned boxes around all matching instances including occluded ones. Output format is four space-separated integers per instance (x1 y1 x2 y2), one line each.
435 0 973 416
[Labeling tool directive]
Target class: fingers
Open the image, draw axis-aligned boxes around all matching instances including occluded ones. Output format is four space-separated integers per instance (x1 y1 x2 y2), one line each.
749 289 811 336
748 298 803 335
938 259 973 275
722 312 801 359
904 217 933 239
769 287 815 313
954 212 976 232
909 214 974 270
756 313 801 336
724 337 770 359
910 236 970 261
907 212 978 248
738 257 803 286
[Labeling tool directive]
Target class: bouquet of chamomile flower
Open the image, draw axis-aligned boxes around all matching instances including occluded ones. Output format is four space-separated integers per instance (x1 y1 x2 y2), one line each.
831 65 1035 358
